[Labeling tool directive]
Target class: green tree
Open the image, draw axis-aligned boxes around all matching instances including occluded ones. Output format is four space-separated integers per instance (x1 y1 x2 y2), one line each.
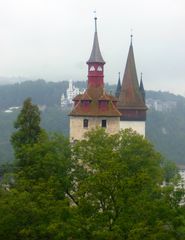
0 133 73 240
1 127 185 239
0 98 74 239
11 98 41 147
11 98 42 163
69 128 185 239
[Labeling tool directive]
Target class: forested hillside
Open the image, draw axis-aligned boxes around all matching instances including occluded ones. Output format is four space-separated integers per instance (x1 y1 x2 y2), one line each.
0 80 185 164
0 80 114 109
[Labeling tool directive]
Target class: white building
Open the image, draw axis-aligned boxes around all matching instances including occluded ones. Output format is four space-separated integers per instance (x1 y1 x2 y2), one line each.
61 80 84 108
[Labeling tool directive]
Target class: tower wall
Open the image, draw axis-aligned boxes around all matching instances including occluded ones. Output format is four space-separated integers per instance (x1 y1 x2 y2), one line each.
120 120 145 136
70 116 120 141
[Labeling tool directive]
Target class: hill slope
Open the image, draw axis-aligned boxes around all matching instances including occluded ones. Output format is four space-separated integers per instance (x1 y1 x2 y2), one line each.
0 81 185 164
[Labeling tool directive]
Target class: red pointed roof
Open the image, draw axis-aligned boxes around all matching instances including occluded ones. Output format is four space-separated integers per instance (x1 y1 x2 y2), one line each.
118 41 147 110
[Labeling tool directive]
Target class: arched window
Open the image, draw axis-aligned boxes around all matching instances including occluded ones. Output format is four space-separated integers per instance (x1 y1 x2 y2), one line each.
101 119 107 128
90 66 95 71
97 66 102 71
83 119 89 128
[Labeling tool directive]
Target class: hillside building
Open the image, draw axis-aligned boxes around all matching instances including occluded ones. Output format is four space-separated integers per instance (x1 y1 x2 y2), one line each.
61 80 84 108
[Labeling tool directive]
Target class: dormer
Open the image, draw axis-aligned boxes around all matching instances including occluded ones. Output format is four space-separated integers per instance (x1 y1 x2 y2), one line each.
80 92 92 110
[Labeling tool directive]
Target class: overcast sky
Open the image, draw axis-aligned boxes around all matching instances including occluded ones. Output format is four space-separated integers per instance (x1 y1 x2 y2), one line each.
0 0 185 95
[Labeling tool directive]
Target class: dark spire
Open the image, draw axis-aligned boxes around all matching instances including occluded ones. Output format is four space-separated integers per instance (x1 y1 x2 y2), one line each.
118 40 146 109
115 72 121 98
139 72 145 102
87 17 105 64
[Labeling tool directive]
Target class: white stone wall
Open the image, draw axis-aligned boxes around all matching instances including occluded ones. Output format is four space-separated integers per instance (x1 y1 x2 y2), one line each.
120 121 145 137
70 116 120 141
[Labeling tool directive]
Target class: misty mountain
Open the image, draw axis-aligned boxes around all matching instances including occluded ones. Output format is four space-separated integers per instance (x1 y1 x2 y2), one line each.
0 79 114 110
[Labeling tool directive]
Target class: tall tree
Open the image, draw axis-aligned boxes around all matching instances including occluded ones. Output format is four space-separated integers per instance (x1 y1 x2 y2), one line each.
69 128 185 239
11 98 42 164
0 127 184 239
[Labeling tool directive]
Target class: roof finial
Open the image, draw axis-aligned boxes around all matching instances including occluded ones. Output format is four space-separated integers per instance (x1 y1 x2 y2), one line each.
94 10 97 32
130 28 133 44
141 72 143 80
118 72 120 79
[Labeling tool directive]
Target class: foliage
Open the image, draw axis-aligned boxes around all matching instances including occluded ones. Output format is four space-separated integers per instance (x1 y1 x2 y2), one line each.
0 110 19 163
146 106 185 164
41 107 69 136
0 126 185 239
0 132 72 240
11 98 42 162
0 79 83 110
69 128 185 239
1 80 185 165
0 106 69 164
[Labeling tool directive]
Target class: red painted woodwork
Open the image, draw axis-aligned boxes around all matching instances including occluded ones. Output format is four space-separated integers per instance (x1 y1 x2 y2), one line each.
87 63 104 87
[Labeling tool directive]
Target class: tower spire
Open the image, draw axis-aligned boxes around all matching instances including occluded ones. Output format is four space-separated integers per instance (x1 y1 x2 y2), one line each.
139 72 145 102
115 72 121 98
130 29 133 45
87 17 105 64
117 38 147 136
118 39 145 108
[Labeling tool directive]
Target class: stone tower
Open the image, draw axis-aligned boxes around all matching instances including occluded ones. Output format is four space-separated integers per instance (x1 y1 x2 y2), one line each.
69 18 121 141
117 37 147 136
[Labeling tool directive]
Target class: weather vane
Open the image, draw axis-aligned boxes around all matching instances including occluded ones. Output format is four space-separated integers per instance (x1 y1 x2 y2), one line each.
130 28 133 42
118 72 120 79
93 10 97 31
93 10 97 19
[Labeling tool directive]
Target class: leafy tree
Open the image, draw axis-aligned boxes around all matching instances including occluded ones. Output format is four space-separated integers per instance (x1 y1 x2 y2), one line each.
0 133 72 240
0 126 185 239
69 128 185 239
2 101 73 239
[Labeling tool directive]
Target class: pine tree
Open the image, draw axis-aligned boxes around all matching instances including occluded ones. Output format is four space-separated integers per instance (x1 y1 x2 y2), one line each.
11 98 42 163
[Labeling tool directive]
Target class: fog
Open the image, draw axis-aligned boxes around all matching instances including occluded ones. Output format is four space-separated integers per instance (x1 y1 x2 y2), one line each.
0 0 184 95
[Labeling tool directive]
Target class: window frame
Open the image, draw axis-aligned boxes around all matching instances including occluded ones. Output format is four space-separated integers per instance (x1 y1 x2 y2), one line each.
89 66 95 71
97 66 103 71
83 119 89 128
101 119 107 128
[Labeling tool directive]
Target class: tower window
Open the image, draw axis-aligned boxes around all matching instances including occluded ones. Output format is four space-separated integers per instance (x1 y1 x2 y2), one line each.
97 66 102 71
101 119 107 128
90 66 95 71
83 119 89 128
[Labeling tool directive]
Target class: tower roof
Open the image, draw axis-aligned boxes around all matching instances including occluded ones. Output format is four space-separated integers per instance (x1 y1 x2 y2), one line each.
139 73 146 102
115 72 121 98
87 17 105 64
118 39 146 109
70 17 120 118
139 73 144 92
